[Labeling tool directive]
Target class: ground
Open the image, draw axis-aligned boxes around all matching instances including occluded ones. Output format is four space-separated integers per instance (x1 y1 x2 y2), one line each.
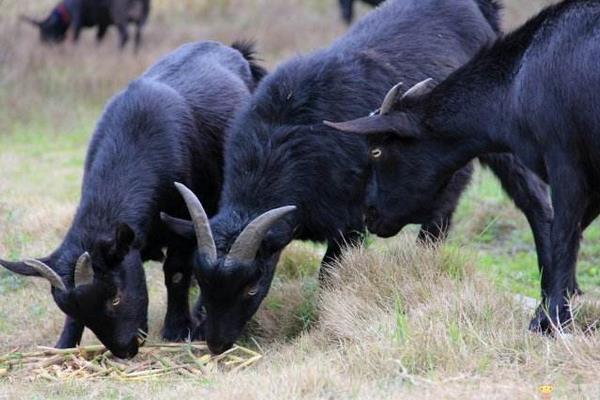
2 0 600 399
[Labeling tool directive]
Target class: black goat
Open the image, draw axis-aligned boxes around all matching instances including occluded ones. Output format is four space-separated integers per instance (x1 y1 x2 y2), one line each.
338 0 384 24
21 0 151 49
163 0 551 354
0 41 264 358
326 0 600 332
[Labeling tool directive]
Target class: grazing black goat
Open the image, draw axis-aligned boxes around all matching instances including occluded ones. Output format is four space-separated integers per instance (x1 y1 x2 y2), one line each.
326 0 600 333
163 0 551 354
0 41 264 358
21 0 151 49
338 0 384 24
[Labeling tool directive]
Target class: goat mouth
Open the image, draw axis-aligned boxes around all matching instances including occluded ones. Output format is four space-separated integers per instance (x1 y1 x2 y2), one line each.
208 341 234 355
366 218 401 238
111 337 141 359
111 347 138 359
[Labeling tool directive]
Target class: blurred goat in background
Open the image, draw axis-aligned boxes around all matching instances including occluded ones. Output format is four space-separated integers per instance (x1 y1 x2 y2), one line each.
20 0 151 50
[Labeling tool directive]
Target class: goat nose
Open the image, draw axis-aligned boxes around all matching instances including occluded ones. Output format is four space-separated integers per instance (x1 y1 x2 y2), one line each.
208 341 233 355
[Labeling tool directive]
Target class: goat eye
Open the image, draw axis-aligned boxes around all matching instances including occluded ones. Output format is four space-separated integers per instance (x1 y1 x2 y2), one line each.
112 297 121 306
371 148 383 159
246 286 259 297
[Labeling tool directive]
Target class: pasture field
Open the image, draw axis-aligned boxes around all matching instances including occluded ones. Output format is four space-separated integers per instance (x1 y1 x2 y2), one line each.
2 0 600 398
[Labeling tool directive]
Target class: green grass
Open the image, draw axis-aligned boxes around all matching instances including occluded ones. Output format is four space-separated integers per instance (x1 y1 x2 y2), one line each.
453 167 600 298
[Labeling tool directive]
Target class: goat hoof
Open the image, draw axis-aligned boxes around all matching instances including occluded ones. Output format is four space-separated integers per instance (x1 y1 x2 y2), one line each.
528 300 572 334
162 318 193 342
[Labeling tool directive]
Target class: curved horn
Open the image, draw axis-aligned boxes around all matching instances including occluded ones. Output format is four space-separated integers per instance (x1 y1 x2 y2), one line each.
225 206 297 266
174 182 217 263
380 82 403 115
74 252 93 287
20 15 43 26
24 259 66 291
401 78 435 101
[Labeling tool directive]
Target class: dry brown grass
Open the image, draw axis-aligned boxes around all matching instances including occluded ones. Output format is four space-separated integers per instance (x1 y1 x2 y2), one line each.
1 0 591 398
4 239 598 398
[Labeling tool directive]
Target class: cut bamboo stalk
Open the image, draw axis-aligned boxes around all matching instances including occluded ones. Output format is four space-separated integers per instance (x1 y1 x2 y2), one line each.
2 342 262 381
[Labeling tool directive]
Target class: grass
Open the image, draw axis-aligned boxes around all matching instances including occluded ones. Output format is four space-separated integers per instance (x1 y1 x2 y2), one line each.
1 0 599 398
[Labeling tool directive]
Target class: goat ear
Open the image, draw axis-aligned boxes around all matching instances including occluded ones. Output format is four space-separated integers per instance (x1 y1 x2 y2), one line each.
20 15 43 27
113 223 135 261
0 258 46 277
160 212 196 240
0 257 66 291
324 113 421 138
261 226 295 258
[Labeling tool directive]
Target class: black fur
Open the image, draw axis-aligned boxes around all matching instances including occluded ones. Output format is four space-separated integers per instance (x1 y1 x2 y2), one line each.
21 0 151 50
0 41 260 358
169 0 551 354
329 0 600 333
231 41 268 86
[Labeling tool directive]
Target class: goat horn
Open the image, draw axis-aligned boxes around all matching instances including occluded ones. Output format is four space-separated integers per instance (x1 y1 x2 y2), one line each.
225 206 296 266
174 182 217 263
24 259 67 291
380 82 403 115
74 252 93 287
401 78 435 101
